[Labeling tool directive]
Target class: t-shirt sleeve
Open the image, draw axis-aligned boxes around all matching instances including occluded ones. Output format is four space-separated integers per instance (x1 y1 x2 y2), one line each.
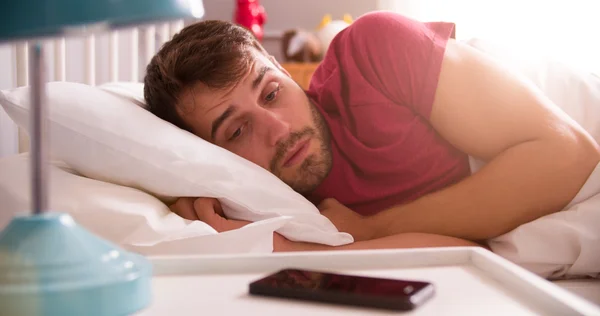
338 11 455 119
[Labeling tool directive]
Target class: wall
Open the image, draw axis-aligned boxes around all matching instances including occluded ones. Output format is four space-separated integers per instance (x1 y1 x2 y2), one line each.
202 0 379 61
381 0 600 73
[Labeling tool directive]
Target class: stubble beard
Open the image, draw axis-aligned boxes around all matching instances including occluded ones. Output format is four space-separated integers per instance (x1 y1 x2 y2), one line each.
269 99 333 194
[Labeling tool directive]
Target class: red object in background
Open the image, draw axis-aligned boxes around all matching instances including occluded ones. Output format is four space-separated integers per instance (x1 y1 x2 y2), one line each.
234 0 267 42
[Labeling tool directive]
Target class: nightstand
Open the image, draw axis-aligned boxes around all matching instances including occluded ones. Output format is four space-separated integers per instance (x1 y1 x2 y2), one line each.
137 248 599 315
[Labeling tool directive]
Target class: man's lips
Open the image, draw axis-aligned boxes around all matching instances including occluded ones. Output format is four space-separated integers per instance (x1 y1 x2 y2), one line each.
283 138 311 167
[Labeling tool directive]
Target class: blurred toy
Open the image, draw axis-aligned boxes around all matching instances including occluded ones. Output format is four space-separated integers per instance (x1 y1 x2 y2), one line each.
316 14 353 54
282 29 322 62
281 14 352 63
234 0 267 42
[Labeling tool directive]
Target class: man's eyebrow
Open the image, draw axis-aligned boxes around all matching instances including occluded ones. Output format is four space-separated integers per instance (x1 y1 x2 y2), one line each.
252 66 271 90
209 66 269 141
211 105 235 142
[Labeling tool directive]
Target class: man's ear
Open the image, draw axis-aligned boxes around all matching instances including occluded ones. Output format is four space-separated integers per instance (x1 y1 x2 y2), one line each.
269 55 291 77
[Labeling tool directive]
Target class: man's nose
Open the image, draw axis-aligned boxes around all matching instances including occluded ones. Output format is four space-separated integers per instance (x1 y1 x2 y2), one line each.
260 108 290 146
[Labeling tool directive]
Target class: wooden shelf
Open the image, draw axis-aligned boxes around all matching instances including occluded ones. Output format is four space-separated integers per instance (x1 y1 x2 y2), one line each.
281 62 320 90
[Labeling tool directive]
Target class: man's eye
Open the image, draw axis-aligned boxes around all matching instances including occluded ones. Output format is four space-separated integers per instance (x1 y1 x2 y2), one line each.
229 124 246 141
265 86 281 102
231 128 242 139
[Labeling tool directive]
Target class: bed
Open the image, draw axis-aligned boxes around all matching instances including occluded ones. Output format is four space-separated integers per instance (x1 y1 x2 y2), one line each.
0 17 599 311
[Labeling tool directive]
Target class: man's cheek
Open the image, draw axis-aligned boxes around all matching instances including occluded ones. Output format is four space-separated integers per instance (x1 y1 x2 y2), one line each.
248 150 272 171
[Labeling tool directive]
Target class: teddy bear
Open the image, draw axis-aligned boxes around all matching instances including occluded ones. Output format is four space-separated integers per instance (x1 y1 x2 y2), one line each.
281 14 353 63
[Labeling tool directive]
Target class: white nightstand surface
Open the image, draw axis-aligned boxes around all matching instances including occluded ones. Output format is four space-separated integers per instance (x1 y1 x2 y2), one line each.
136 248 600 316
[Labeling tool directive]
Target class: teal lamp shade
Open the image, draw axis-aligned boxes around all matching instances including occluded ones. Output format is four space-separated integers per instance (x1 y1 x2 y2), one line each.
0 0 205 41
0 1 204 315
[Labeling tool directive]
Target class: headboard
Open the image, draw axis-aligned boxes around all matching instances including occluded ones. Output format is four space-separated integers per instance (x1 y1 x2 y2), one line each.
12 20 187 153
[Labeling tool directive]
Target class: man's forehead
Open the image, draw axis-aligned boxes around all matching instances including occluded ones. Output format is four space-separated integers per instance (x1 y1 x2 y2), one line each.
175 82 233 139
178 82 229 115
177 54 268 111
175 55 270 138
177 51 275 113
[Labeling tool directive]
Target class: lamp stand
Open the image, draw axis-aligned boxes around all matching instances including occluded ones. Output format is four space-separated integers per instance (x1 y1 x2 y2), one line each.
30 43 48 215
0 42 153 316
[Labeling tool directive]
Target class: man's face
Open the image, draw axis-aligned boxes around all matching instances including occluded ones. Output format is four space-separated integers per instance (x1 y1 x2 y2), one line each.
177 48 332 194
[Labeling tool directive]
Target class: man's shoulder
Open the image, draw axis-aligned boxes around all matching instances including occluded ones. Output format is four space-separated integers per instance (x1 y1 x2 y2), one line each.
338 11 455 49
317 12 413 69
348 11 413 30
308 13 414 95
340 11 421 44
322 11 446 71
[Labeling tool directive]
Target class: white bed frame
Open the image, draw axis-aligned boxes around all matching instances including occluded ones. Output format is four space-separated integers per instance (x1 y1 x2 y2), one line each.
12 20 187 153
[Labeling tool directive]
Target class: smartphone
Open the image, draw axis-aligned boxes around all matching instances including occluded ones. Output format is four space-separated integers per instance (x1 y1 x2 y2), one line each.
248 268 435 311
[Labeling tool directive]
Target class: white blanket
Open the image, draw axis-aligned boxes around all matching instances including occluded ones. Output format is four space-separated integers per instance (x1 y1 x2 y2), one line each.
467 39 600 279
488 162 600 279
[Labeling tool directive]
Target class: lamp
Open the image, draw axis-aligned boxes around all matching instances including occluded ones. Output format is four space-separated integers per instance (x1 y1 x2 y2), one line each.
0 1 204 315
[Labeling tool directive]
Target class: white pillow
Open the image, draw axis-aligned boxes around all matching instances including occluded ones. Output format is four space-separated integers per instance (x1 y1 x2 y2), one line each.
99 81 146 108
0 153 289 255
0 82 353 246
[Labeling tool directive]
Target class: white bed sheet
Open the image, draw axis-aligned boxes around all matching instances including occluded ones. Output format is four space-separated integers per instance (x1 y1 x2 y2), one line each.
554 279 600 306
485 162 600 279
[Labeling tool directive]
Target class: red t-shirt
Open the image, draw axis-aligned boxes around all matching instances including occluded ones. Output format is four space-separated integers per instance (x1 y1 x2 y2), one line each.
305 12 471 216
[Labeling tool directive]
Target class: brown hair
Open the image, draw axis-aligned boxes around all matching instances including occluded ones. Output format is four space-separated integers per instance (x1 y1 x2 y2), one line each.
143 20 264 132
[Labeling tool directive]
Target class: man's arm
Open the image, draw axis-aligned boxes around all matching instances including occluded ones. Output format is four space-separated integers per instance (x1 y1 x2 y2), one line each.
344 39 600 241
320 11 600 241
169 197 484 252
273 231 482 252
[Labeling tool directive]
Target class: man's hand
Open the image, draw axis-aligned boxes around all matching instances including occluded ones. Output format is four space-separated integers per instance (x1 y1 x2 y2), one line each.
169 197 250 232
169 197 293 250
318 198 375 242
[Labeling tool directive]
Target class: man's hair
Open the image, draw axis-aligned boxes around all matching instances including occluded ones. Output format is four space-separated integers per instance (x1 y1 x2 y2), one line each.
143 20 264 132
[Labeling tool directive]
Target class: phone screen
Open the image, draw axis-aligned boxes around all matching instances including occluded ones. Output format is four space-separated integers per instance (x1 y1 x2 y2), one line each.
249 268 435 311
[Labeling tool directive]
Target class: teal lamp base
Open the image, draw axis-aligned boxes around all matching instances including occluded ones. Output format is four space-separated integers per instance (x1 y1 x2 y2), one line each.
0 213 153 316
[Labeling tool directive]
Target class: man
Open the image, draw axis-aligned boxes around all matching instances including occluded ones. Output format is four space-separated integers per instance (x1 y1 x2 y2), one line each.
143 11 600 252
